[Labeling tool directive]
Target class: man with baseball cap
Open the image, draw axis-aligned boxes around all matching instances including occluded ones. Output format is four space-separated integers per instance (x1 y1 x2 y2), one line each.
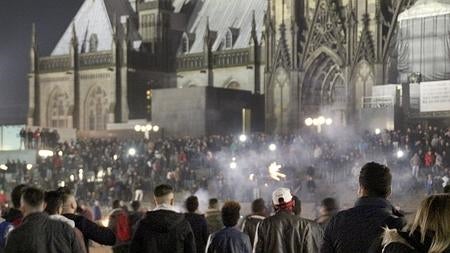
253 188 323 253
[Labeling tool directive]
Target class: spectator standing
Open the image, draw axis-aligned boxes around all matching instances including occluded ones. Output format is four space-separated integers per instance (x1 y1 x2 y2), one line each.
130 184 196 253
108 200 131 253
4 187 83 253
3 184 27 227
254 188 323 253
128 201 144 234
240 198 266 246
426 174 434 195
380 194 450 253
410 153 420 178
315 198 338 228
185 196 208 253
206 201 252 253
60 189 116 252
321 162 406 253
206 198 223 234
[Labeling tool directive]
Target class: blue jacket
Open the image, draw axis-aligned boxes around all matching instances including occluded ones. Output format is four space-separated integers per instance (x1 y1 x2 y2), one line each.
206 227 252 253
321 197 406 253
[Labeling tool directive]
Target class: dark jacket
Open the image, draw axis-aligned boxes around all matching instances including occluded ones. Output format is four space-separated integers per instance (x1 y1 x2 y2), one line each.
4 212 83 253
381 228 450 253
129 209 196 253
206 227 252 253
63 213 116 252
240 214 265 246
2 209 22 227
185 212 208 253
253 210 324 253
321 197 406 253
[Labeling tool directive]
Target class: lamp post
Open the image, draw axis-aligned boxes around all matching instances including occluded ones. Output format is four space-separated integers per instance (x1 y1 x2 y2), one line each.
304 116 333 133
134 123 160 139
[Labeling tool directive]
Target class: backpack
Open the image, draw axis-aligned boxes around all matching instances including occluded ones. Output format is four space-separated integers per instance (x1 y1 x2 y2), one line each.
115 211 131 242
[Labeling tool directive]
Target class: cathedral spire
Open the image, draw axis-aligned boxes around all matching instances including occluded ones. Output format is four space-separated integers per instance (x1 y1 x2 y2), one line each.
31 23 37 49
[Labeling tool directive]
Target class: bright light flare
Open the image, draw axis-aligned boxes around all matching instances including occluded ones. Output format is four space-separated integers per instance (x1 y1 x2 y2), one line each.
128 148 137 156
317 116 326 125
230 161 237 169
145 124 153 131
134 125 142 132
268 162 286 181
249 173 255 181
239 134 247 142
113 154 118 160
325 118 333 125
269 143 277 151
153 125 160 132
305 118 313 126
26 164 33 170
38 150 54 158
0 164 7 171
375 128 381 135
397 150 404 158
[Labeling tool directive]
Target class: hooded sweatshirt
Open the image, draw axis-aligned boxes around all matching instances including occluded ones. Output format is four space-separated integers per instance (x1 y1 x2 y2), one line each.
129 209 196 253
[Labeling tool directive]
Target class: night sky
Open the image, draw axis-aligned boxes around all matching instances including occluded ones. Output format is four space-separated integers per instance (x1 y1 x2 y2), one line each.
0 0 83 124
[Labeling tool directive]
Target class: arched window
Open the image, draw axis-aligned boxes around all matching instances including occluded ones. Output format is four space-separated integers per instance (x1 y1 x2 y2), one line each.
225 30 233 49
181 34 189 53
85 86 109 130
89 34 99 52
47 87 70 128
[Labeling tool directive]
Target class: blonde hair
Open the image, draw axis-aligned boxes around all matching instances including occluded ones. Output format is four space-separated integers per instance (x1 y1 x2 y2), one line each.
409 194 450 253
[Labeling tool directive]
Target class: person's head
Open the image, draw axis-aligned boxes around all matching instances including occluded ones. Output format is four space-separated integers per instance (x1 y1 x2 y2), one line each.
20 187 45 217
272 188 295 212
292 195 301 216
208 198 219 209
221 201 240 227
409 194 450 252
153 184 174 206
11 184 28 209
251 198 266 216
358 162 392 198
131 201 141 212
185 196 199 213
320 197 338 215
44 191 63 215
112 200 121 209
444 185 450 194
59 187 77 214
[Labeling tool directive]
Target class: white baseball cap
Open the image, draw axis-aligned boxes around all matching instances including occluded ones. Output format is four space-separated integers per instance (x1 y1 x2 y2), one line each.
272 187 293 205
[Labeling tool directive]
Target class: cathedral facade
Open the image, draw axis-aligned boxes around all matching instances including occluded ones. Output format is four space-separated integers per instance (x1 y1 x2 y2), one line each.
28 0 417 133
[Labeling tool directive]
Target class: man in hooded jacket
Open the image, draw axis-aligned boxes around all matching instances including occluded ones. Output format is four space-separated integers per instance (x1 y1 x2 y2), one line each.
129 184 196 253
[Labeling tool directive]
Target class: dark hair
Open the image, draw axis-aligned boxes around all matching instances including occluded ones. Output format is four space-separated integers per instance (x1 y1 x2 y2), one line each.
11 184 27 208
21 187 45 208
359 162 392 198
444 185 450 194
209 198 219 208
57 187 73 204
251 198 266 214
154 184 173 198
112 200 121 209
185 196 199 213
321 197 338 212
292 195 301 216
45 191 63 215
221 201 240 227
131 201 141 211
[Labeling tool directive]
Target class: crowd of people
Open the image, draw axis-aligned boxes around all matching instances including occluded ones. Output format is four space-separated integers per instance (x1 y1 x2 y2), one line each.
18 128 60 150
0 162 448 253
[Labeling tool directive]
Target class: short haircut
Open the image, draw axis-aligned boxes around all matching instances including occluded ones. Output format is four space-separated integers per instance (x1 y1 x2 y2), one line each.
45 191 63 215
359 162 392 198
321 198 338 212
57 187 74 204
444 185 450 194
292 195 301 216
22 187 45 208
131 201 141 211
221 201 240 227
11 184 27 208
251 198 265 214
185 196 199 213
154 184 173 198
209 198 219 208
112 200 121 209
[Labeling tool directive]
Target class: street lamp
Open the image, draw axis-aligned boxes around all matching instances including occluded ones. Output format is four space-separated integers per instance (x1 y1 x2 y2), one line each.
305 116 333 133
134 123 160 139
